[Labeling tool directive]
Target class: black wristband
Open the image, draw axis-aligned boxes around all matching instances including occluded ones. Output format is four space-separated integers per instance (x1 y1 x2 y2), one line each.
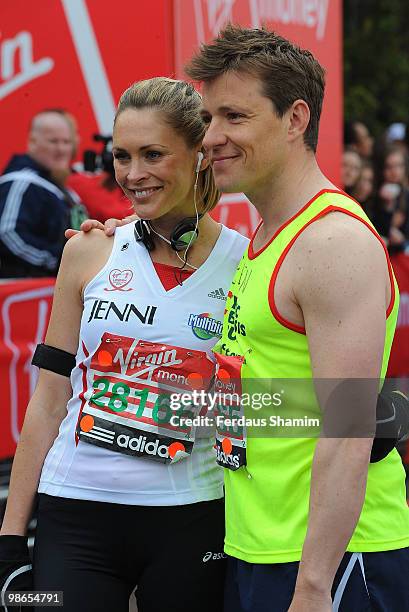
0 535 29 560
31 343 76 378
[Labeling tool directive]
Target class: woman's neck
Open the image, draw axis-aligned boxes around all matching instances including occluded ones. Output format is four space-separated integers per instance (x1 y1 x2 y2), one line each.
149 214 221 269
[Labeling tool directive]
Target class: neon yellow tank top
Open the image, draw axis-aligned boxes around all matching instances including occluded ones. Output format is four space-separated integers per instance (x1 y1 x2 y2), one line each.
216 189 409 563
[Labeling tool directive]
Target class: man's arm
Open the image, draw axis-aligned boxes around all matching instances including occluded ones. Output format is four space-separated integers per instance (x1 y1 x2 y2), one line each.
288 213 389 611
0 181 61 269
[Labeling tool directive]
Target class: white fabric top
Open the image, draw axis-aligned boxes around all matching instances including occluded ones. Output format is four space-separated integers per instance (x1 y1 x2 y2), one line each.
38 222 249 505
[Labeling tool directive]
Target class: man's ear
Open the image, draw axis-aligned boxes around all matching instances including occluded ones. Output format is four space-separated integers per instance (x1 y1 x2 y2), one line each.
287 99 310 144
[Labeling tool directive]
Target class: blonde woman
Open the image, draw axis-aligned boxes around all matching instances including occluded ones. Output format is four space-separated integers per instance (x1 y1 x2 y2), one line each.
0 78 248 612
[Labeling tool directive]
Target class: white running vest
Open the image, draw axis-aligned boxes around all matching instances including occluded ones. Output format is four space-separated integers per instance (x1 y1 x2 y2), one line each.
38 223 249 505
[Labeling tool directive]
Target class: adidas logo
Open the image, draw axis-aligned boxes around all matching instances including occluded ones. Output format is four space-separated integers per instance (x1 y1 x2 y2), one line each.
208 287 227 300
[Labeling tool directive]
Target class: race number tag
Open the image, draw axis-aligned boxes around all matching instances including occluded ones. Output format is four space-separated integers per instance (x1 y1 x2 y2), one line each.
76 333 214 464
213 352 246 471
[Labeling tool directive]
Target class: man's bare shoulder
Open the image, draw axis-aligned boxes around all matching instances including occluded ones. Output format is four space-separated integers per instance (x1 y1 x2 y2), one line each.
294 211 387 271
291 211 389 307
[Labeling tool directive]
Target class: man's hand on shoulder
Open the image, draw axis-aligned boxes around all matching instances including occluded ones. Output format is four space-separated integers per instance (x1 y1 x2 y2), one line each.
65 214 138 240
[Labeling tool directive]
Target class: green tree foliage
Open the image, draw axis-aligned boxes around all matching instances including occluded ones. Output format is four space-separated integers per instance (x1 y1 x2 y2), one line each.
344 0 409 135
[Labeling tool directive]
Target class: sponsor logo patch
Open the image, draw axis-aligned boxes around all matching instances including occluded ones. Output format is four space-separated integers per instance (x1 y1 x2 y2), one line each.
208 287 227 301
105 269 133 292
188 312 223 340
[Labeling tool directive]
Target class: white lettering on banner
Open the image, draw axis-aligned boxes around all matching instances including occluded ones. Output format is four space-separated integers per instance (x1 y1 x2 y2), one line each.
1 286 54 443
0 31 54 101
205 0 236 35
60 0 116 134
217 192 260 236
24 299 49 399
194 0 329 42
249 0 329 39
397 293 409 327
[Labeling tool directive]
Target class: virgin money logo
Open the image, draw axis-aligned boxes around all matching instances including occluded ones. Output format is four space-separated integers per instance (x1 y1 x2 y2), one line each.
176 0 330 65
105 269 133 292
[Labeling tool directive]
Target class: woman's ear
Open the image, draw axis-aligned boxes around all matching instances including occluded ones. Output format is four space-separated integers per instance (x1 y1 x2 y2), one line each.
196 150 210 172
200 156 210 171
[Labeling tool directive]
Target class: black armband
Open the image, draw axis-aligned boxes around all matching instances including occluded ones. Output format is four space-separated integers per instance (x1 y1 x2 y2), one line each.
31 343 76 378
371 389 409 462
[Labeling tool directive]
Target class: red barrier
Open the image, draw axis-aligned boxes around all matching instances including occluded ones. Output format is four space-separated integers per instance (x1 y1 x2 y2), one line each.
388 253 409 377
0 279 54 459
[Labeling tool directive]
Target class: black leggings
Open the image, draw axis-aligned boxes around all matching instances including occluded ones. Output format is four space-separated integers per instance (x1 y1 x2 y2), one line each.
33 494 226 612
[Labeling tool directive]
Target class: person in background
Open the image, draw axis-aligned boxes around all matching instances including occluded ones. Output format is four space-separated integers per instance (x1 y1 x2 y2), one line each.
67 142 131 223
0 110 87 278
344 120 374 159
385 122 408 152
352 160 375 226
341 148 362 195
375 147 409 250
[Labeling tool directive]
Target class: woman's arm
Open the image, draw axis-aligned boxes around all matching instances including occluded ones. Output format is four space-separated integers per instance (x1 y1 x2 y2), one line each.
0 235 87 535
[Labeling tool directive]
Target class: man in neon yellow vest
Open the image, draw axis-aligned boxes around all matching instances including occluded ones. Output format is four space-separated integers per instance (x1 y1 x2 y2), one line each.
186 24 409 612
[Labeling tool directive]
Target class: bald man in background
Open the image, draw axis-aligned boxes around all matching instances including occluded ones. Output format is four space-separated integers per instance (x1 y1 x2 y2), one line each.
0 110 87 278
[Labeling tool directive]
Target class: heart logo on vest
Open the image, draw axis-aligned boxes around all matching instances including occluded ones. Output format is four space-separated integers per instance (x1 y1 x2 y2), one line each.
105 269 134 292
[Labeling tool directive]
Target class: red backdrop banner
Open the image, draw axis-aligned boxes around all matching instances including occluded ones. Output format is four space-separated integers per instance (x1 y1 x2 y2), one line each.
174 0 342 186
173 0 342 235
388 253 409 377
0 279 54 459
1 0 342 237
0 0 174 172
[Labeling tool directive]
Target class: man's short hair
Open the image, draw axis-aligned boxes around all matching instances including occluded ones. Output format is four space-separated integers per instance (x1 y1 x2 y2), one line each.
185 24 326 152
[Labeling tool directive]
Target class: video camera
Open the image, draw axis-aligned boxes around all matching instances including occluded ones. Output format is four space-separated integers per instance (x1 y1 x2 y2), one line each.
83 134 114 175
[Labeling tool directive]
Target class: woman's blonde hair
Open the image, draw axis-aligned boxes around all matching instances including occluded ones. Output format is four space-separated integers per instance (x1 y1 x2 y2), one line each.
115 77 220 213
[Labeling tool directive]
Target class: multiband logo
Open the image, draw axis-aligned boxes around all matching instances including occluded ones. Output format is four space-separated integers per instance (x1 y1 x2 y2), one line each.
188 312 223 340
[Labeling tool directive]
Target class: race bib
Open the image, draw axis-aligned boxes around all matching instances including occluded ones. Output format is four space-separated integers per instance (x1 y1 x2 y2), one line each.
213 352 246 471
76 333 215 464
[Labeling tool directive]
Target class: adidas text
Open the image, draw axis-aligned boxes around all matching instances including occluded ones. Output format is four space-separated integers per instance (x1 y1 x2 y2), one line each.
117 434 168 458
